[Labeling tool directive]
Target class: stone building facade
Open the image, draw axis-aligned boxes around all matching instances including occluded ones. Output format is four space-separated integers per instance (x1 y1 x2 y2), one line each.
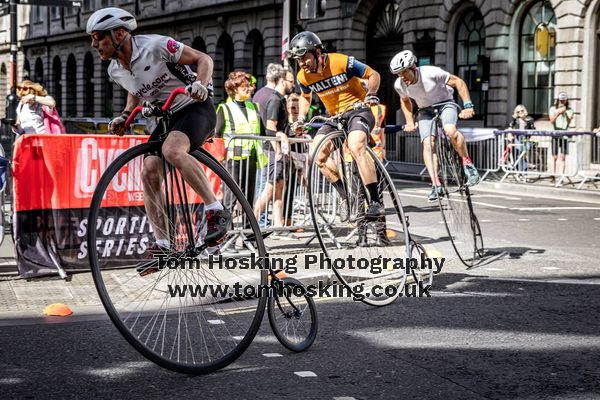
0 0 598 134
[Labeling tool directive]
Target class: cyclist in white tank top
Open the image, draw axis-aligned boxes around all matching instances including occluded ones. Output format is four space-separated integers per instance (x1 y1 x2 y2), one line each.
391 50 481 201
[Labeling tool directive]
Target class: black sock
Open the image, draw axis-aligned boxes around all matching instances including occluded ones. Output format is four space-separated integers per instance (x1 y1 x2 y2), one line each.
366 183 380 204
332 179 347 199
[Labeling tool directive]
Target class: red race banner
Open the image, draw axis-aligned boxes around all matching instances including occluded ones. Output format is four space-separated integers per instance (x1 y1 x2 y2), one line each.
13 134 225 278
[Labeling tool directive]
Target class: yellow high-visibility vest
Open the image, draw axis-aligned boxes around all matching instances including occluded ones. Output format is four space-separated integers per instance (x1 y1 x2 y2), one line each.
218 99 267 168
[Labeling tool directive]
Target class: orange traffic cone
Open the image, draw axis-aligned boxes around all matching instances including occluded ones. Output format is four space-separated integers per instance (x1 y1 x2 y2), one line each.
43 303 73 317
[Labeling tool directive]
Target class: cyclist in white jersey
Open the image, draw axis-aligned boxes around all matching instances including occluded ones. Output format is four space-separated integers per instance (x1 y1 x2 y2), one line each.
390 50 481 201
86 8 230 255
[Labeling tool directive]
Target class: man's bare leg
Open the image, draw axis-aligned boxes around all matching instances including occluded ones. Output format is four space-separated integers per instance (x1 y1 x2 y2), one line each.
254 183 274 221
142 155 168 241
347 130 377 185
312 133 340 183
443 124 469 159
272 180 285 227
422 136 440 185
162 131 217 204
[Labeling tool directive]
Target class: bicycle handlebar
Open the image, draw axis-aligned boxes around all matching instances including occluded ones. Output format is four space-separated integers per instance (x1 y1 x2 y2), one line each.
124 87 187 129
306 102 369 126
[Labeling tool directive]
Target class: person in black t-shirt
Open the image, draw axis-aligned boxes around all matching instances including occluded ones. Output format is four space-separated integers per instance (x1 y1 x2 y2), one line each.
254 69 295 232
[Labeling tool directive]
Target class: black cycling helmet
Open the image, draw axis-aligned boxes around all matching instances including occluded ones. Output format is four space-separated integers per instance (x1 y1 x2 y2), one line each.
287 31 323 59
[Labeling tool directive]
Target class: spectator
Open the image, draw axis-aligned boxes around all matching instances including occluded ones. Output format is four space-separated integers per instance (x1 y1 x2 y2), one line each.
15 80 61 134
507 104 536 171
253 63 285 124
253 69 295 237
283 93 310 228
287 93 300 122
249 74 257 96
509 104 536 131
253 63 286 226
215 71 267 217
549 92 574 176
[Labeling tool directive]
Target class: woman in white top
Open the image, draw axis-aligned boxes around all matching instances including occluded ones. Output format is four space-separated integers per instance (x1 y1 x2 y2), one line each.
15 80 56 134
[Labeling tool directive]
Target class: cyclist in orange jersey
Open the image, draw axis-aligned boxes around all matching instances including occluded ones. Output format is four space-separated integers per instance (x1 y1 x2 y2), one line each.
288 32 386 242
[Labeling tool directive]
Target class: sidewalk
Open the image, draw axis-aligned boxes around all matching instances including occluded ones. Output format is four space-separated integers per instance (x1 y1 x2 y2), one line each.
0 233 339 315
387 162 600 204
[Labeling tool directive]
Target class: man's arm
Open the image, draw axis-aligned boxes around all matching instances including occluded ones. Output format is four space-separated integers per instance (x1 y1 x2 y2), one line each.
363 68 381 97
108 92 142 135
296 93 312 125
124 92 143 114
178 45 213 87
447 74 474 119
178 45 213 101
400 96 416 132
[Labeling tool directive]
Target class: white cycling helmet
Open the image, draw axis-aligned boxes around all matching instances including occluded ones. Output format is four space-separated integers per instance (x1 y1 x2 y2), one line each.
86 7 137 34
390 50 417 74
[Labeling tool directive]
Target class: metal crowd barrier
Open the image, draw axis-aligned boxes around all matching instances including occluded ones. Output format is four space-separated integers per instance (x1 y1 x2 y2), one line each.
383 125 502 181
221 134 313 253
494 130 600 189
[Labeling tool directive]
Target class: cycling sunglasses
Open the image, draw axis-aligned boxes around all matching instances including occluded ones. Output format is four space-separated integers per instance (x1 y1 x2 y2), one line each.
91 31 109 41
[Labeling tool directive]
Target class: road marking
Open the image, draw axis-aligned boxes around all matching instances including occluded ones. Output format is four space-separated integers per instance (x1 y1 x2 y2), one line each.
484 268 503 271
333 397 358 400
543 267 561 270
295 371 317 377
471 201 508 209
594 218 600 221
557 218 568 221
518 218 530 222
232 336 244 341
207 319 224 325
398 192 430 200
480 219 492 222
262 353 283 358
510 207 600 211
474 194 522 200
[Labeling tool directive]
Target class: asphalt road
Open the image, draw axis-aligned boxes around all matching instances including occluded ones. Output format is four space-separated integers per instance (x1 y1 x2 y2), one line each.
1 181 599 400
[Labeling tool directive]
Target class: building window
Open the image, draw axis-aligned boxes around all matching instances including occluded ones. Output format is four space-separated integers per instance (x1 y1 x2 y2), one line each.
52 56 62 113
246 30 264 88
83 0 94 12
366 0 403 123
214 33 234 103
101 59 113 116
192 36 206 53
51 7 60 19
23 59 30 81
66 54 77 117
83 52 94 116
519 0 556 117
34 57 44 85
455 8 486 119
31 7 43 23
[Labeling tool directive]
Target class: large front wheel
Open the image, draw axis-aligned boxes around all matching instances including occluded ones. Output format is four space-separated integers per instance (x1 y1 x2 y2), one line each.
88 141 267 374
432 128 484 267
307 131 410 306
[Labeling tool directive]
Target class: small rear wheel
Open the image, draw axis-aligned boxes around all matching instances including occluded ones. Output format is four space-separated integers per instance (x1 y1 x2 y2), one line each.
268 277 318 352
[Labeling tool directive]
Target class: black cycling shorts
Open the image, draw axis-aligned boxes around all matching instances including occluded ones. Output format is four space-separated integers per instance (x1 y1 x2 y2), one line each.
149 100 216 152
316 107 375 137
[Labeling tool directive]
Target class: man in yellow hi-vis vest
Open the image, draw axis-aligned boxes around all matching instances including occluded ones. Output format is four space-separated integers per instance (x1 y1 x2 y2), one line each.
215 71 267 213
